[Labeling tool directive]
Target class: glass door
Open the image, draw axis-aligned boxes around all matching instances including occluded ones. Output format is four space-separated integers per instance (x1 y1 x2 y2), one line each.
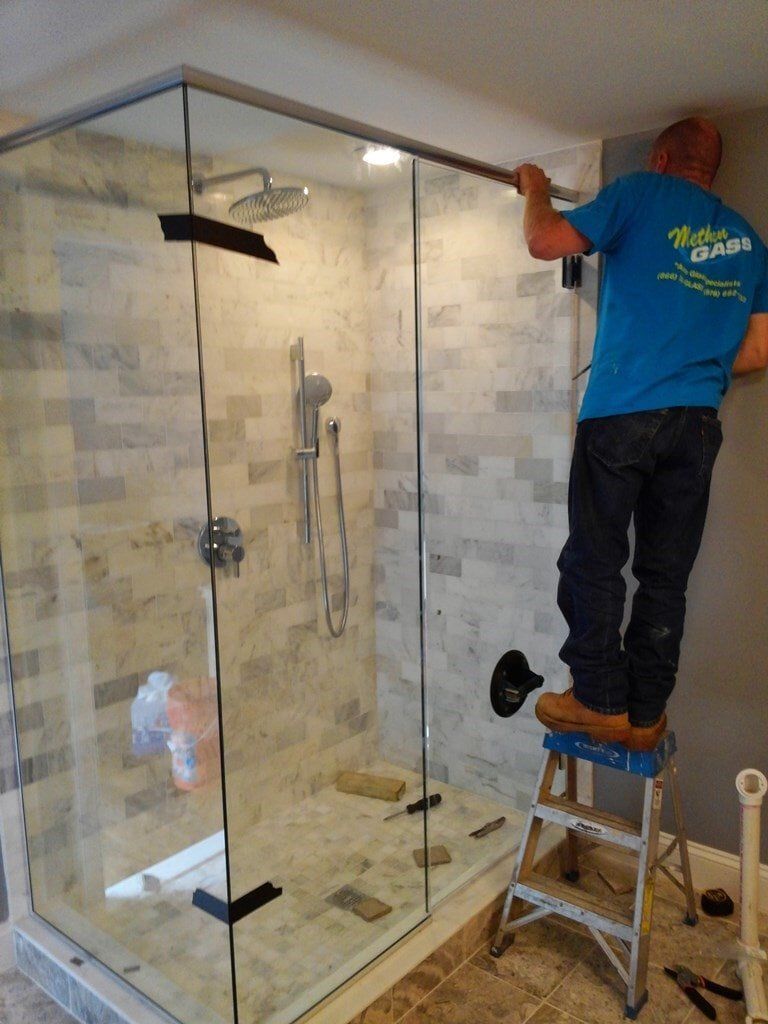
0 87 234 1024
185 87 429 1023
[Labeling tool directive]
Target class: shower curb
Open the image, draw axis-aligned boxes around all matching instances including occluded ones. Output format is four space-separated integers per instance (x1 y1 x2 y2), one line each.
13 917 177 1024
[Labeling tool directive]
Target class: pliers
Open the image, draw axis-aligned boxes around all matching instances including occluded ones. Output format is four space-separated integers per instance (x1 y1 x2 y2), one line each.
664 965 743 1020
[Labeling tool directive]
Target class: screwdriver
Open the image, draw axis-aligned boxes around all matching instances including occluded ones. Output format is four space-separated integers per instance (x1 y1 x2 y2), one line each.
384 793 442 820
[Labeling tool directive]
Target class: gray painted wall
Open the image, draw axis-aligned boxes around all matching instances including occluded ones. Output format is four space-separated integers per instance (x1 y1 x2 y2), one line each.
595 108 768 859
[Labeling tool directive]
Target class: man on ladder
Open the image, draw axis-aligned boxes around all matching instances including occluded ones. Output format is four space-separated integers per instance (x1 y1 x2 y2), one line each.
514 117 768 751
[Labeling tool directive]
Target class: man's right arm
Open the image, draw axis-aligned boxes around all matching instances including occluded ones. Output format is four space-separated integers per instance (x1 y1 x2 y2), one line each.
732 313 768 375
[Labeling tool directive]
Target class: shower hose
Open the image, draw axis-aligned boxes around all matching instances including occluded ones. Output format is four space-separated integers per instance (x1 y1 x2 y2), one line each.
312 422 349 637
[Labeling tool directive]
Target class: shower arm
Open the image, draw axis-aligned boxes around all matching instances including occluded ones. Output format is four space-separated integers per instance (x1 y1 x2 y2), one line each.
191 166 272 195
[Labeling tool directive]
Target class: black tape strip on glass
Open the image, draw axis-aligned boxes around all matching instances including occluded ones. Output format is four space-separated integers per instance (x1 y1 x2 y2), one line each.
192 881 283 924
158 213 279 264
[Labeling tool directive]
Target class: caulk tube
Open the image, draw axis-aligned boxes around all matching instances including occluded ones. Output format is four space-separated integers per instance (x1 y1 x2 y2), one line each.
735 768 768 1024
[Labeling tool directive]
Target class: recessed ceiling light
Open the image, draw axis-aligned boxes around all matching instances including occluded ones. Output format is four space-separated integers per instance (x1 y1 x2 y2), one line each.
362 145 401 167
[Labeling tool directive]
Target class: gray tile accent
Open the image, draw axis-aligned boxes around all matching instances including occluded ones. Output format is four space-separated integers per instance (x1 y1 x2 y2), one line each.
516 269 556 296
76 477 126 505
429 554 461 577
495 391 533 413
93 674 140 710
14 932 72 1010
533 481 569 504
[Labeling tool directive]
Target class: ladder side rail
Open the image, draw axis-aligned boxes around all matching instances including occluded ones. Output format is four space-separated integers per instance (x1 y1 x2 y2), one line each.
626 774 664 1015
492 749 559 949
666 755 698 925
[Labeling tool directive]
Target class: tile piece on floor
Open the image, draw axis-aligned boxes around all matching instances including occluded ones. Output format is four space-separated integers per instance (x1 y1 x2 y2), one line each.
402 961 541 1023
0 969 78 1024
471 918 593 1000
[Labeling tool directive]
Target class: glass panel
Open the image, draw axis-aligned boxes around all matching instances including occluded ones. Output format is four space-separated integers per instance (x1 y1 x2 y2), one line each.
416 161 577 903
0 89 234 1023
185 90 427 1023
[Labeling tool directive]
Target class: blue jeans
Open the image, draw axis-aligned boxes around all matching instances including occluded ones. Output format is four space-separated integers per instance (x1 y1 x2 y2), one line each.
557 407 722 726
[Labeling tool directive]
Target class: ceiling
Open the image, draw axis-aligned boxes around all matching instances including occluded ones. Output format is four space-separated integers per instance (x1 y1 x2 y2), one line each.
258 0 768 139
1 0 767 167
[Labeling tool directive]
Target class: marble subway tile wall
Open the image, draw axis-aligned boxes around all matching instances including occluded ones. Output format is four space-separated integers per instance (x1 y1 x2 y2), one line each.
370 146 600 812
0 112 229 917
191 173 380 862
0 114 385 918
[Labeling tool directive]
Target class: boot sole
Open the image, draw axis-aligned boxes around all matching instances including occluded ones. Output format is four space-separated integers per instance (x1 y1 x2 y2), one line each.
535 706 630 746
626 718 667 752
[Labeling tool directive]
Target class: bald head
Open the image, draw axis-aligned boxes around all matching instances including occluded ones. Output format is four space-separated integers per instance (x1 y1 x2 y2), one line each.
649 117 723 187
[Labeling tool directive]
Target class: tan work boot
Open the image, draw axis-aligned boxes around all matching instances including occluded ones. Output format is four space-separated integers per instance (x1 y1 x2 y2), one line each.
627 715 667 752
535 689 630 744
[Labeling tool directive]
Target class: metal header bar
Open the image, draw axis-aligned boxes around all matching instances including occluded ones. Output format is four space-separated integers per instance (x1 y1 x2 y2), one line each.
0 64 579 204
0 67 184 153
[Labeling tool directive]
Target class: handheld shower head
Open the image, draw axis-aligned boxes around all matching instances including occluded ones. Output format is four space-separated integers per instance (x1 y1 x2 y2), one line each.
304 373 333 409
304 373 333 448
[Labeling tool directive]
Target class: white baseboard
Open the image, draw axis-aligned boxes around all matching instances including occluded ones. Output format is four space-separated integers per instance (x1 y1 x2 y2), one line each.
659 831 768 913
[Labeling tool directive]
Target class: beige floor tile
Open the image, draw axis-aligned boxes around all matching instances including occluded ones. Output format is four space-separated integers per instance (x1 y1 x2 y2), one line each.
471 919 593 999
548 952 708 1024
0 969 77 1024
648 893 736 970
392 932 465 1019
401 962 541 1024
526 1005 584 1024
352 990 394 1023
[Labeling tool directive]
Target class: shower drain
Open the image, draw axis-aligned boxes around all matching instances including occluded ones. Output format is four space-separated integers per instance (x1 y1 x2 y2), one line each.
325 884 367 911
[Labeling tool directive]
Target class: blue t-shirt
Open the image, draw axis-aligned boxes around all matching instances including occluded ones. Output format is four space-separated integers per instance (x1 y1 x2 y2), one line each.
562 172 768 421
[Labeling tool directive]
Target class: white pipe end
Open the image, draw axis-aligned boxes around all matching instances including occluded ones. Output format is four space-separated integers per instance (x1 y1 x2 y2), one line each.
737 769 768 807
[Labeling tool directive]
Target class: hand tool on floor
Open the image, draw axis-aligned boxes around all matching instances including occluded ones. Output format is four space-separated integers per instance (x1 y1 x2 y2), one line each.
383 793 442 820
664 965 742 1020
469 816 506 839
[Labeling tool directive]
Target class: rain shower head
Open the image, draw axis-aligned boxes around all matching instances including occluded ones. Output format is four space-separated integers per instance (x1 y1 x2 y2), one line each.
191 166 309 224
230 184 309 225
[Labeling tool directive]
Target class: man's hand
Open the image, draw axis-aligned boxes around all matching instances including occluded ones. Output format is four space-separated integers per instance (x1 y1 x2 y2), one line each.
514 163 551 198
513 163 592 260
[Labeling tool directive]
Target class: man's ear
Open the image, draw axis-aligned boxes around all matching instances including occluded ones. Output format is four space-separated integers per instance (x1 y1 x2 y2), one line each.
648 150 669 174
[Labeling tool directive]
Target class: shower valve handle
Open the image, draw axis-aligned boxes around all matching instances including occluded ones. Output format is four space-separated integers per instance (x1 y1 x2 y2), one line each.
198 517 245 577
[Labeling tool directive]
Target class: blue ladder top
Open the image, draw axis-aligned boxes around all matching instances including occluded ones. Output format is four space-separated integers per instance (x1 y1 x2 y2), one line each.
543 730 676 777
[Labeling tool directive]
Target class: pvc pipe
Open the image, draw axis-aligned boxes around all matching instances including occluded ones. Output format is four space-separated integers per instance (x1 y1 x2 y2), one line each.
735 769 768 1024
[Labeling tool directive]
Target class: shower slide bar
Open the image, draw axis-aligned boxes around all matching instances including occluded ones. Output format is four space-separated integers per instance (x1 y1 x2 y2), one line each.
0 65 580 204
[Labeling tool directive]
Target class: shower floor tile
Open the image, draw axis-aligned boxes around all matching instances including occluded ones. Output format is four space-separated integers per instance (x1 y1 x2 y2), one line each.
41 761 523 1024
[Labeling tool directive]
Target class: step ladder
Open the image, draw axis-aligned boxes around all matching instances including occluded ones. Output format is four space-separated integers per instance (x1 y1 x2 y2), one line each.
491 730 697 1019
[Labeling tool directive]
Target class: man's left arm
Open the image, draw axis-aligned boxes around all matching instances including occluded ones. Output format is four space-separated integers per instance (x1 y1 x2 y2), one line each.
732 313 768 375
515 163 592 260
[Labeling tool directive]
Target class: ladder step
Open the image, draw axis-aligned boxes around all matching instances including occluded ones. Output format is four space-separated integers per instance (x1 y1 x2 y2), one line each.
516 872 634 942
536 794 643 851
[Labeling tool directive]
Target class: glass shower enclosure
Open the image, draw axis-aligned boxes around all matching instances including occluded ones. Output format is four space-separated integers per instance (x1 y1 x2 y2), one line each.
0 68 579 1024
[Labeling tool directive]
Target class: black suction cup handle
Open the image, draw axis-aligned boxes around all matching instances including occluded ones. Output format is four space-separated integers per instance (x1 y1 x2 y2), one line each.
490 650 545 718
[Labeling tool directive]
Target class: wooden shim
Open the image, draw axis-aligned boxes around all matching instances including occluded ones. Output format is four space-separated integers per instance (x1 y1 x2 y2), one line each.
353 897 392 922
413 845 452 868
336 771 406 802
